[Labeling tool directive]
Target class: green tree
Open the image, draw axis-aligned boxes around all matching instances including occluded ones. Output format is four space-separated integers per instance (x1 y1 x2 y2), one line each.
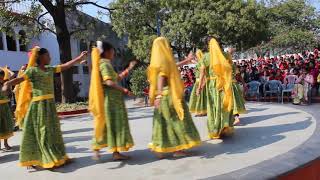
0 0 113 103
129 66 148 97
110 0 270 61
264 0 320 52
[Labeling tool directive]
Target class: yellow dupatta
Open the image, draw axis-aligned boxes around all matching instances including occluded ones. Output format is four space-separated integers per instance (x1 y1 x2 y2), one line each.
209 38 233 112
196 49 204 61
88 48 106 142
148 37 185 120
0 66 13 81
15 47 39 127
13 68 25 103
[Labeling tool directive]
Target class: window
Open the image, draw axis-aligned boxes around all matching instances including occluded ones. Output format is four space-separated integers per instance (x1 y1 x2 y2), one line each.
79 39 87 52
6 29 16 51
0 33 3 50
83 66 89 74
72 66 79 74
19 30 27 51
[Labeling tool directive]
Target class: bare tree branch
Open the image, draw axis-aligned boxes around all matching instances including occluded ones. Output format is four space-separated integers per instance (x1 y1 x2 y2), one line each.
39 0 56 15
68 1 115 12
37 11 49 22
0 0 20 3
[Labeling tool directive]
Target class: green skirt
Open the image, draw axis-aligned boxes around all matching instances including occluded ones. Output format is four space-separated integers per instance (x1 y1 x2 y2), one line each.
0 102 14 139
92 88 134 152
231 82 246 115
19 99 68 168
189 80 207 115
149 87 201 153
206 79 235 139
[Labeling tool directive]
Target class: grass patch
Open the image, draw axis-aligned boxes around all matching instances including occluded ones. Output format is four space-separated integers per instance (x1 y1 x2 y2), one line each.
56 102 88 112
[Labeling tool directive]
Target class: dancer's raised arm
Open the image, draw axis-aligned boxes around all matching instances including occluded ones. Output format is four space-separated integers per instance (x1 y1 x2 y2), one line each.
59 51 88 72
176 52 195 67
118 60 137 80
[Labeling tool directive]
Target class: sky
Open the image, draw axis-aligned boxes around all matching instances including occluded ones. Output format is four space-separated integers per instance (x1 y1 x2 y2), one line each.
82 0 113 22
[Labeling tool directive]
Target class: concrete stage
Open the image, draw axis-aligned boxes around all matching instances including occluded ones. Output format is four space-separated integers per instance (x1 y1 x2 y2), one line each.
1 101 319 180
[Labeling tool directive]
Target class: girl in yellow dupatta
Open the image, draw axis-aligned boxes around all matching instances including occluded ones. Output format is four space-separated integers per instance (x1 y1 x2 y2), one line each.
90 41 136 161
189 49 207 116
225 48 246 126
198 37 235 139
148 37 201 158
2 47 87 170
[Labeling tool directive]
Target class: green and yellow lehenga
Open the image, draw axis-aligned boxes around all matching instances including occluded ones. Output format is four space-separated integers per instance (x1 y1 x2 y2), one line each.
202 52 235 139
148 37 201 153
19 66 69 168
189 60 207 116
92 59 134 152
230 64 246 115
0 86 14 140
149 86 201 153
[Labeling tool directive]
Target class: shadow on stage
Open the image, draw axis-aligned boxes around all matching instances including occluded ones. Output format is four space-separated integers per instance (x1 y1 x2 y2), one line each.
19 108 313 174
196 117 313 159
241 111 301 125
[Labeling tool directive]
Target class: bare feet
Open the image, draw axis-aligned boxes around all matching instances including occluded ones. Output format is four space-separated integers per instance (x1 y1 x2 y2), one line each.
27 166 37 170
4 140 12 151
113 152 130 161
233 117 241 126
92 151 101 161
173 150 189 158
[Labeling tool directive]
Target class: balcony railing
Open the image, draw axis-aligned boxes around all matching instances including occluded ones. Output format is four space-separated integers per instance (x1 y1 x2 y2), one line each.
2 2 31 14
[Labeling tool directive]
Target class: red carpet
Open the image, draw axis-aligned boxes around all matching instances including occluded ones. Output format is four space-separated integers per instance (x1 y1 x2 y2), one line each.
279 158 320 180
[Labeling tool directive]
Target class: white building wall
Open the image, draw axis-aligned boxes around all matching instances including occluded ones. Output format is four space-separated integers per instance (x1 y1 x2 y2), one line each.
1 19 127 99
70 38 90 98
0 31 61 70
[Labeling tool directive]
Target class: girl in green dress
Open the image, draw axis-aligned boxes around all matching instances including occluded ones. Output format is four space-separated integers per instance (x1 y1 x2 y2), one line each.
148 37 201 158
225 49 246 125
2 47 87 169
90 41 136 161
198 38 234 139
189 49 207 116
0 69 14 150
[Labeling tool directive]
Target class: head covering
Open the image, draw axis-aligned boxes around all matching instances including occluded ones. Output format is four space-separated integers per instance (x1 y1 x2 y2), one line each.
209 38 233 112
0 66 13 81
148 37 185 120
88 47 106 142
196 49 204 61
15 47 39 127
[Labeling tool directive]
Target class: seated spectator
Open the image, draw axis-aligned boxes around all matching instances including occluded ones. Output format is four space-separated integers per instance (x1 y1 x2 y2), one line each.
259 67 269 84
284 70 298 86
292 68 314 105
275 69 284 82
240 66 250 83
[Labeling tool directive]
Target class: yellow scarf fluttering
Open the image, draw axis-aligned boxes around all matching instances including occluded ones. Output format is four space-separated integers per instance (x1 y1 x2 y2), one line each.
88 48 106 142
148 37 185 120
209 38 233 112
15 47 39 127
196 49 204 61
0 66 13 81
13 68 25 103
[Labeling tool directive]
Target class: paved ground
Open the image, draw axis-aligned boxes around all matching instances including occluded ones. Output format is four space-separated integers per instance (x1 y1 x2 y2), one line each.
0 101 317 180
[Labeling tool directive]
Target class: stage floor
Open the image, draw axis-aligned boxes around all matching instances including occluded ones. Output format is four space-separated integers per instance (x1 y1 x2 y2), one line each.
1 101 319 180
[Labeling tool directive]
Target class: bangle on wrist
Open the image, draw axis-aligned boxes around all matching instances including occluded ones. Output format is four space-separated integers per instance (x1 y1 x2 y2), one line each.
155 95 162 99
